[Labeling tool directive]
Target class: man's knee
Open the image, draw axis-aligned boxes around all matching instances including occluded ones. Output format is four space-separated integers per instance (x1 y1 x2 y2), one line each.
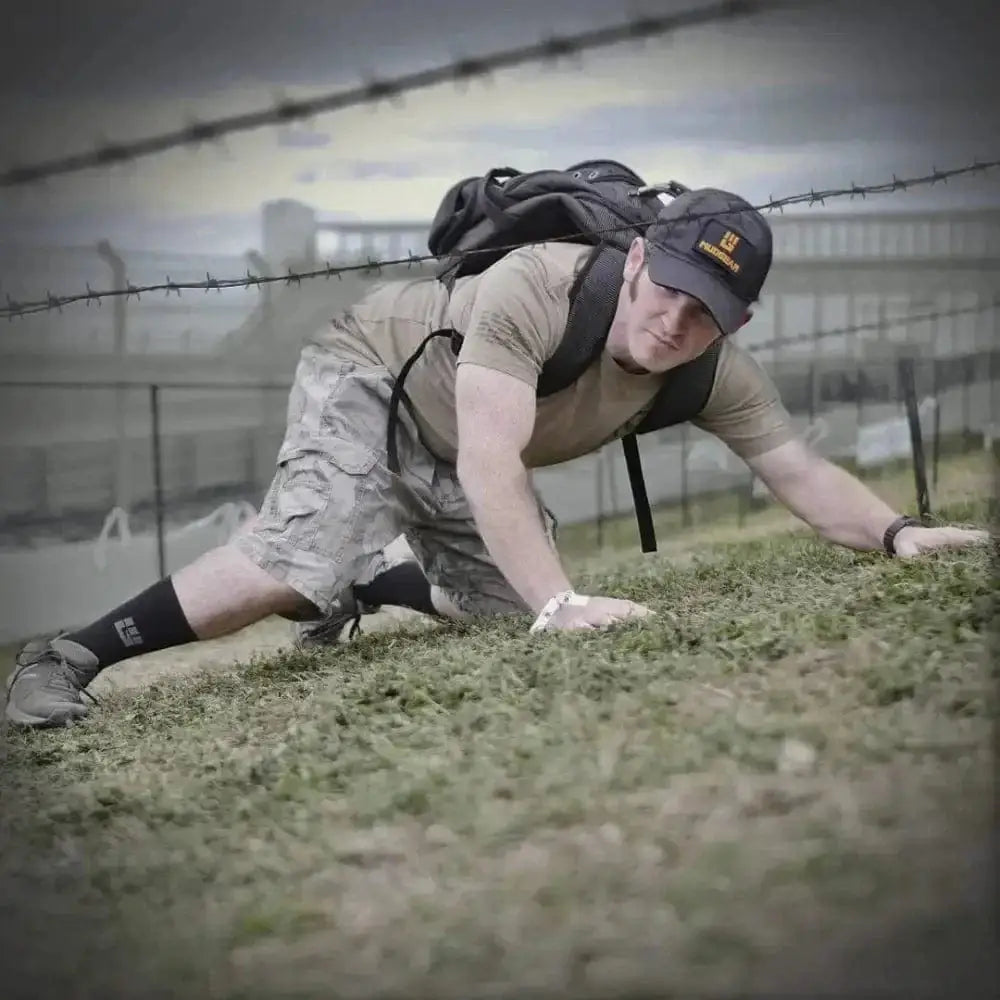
221 534 316 616
170 539 316 638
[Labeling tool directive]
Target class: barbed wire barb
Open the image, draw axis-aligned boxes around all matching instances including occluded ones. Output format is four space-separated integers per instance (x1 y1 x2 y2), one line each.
450 53 491 88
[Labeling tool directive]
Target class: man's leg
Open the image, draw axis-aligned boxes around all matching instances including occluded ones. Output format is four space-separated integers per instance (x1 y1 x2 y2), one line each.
298 468 560 635
4 348 404 728
292 539 445 646
287 440 553 648
73 538 308 658
404 469 560 622
3 538 314 730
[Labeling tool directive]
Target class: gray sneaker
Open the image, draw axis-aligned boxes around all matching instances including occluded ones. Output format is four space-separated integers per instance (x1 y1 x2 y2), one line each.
4 636 101 728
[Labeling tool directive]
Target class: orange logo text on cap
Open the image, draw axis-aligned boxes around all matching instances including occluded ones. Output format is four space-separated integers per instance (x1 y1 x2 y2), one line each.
719 230 740 253
692 220 752 277
696 237 741 274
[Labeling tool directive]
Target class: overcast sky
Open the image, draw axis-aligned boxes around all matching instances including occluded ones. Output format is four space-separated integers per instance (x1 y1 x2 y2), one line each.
1 0 997 255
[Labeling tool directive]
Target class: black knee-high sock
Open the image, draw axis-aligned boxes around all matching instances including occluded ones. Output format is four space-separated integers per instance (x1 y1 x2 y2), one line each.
353 562 439 616
63 577 198 670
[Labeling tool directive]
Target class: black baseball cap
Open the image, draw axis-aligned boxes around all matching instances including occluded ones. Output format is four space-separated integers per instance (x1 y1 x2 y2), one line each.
644 188 773 335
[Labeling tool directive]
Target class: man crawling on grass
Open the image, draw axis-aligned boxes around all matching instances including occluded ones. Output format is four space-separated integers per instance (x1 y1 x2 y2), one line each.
4 188 988 729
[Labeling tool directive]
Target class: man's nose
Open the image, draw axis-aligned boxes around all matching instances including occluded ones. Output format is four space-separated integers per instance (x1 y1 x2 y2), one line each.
675 296 705 330
667 303 694 335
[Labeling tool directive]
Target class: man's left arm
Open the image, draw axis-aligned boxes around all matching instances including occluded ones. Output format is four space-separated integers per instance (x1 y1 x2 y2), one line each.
695 340 989 558
746 438 989 556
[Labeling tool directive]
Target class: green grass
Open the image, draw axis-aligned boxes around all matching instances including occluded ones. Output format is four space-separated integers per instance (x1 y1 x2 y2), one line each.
0 453 997 998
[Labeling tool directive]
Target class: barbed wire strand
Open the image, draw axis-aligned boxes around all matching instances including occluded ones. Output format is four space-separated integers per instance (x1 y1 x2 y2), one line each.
748 296 998 355
2 158 996 321
1 298 993 393
0 0 796 189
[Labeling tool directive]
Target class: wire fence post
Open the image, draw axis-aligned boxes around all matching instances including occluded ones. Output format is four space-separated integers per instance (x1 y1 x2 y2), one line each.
772 293 782 373
680 425 691 529
931 356 941 490
595 449 605 550
898 356 931 519
607 445 618 532
96 239 131 512
963 354 974 450
149 384 167 579
809 293 822 428
855 355 864 436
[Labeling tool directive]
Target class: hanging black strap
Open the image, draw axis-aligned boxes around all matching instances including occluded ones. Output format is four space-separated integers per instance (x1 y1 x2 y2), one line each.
386 328 457 475
621 432 656 553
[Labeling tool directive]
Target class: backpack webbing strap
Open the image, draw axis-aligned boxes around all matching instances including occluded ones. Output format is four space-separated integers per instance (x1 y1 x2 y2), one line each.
621 432 657 553
633 339 723 434
386 328 455 475
537 243 624 397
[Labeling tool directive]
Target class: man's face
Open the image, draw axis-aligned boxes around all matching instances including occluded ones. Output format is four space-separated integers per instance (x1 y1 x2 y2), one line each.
610 240 724 374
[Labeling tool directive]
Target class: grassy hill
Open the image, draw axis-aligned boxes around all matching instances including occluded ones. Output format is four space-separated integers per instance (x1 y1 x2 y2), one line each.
1 452 996 998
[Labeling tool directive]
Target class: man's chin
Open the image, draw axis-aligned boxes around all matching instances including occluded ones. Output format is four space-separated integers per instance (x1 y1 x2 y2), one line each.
632 348 688 374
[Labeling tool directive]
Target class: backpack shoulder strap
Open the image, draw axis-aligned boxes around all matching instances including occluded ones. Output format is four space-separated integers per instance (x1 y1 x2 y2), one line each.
537 243 625 398
633 339 723 434
385 327 458 474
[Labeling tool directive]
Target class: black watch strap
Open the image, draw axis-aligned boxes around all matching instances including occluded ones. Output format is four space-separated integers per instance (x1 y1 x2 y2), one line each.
883 515 923 556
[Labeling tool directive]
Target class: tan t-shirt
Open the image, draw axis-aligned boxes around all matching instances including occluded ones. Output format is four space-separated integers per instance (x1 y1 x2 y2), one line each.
316 242 795 466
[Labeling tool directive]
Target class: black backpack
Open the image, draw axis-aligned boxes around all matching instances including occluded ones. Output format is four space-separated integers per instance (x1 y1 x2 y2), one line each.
429 161 666 286
386 160 722 553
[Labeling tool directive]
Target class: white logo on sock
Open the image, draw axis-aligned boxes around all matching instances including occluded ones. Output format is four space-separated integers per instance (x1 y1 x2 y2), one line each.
114 617 143 647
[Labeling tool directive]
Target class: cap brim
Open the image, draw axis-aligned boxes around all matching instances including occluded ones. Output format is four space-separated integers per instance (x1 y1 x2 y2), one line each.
647 249 747 335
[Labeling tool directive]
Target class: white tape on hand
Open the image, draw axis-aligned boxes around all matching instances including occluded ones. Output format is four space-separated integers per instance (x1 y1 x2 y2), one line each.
529 590 590 633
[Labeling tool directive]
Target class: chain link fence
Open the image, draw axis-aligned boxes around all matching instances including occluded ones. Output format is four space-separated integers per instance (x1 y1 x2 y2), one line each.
1 324 996 641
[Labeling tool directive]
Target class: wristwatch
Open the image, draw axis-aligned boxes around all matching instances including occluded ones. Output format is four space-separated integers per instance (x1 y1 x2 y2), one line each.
882 515 923 556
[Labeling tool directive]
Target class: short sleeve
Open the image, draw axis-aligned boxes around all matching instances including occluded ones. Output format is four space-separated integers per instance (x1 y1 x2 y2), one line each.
453 248 565 387
692 339 797 458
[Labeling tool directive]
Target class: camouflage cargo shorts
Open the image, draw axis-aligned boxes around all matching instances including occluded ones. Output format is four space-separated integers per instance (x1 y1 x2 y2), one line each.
235 343 557 618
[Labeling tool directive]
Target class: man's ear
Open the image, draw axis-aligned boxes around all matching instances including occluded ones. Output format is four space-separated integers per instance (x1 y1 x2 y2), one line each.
623 237 646 282
737 307 754 329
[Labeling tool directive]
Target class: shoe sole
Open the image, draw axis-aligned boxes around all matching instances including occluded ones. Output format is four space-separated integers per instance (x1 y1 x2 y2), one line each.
3 700 87 729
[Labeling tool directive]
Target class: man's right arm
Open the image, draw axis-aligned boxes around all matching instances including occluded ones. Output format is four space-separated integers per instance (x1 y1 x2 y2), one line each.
451 249 654 632
454 362 572 614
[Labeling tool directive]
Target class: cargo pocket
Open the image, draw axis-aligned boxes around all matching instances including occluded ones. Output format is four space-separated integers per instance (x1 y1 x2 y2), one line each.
271 433 383 565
